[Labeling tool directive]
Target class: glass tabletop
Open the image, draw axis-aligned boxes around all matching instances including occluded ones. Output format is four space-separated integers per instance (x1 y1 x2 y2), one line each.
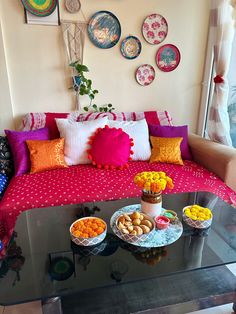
0 191 235 306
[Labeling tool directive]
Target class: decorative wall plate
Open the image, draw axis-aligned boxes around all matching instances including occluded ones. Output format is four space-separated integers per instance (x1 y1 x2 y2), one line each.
88 11 121 49
156 44 181 72
142 13 168 45
135 64 155 86
120 36 142 59
65 0 81 13
21 0 57 17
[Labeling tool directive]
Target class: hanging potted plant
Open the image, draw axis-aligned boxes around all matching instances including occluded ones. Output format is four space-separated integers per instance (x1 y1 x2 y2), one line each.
69 61 115 113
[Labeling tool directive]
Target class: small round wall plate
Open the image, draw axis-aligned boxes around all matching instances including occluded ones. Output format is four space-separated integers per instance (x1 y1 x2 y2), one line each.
135 64 155 86
21 0 57 17
88 11 121 49
120 36 142 59
142 13 168 45
156 44 181 72
65 0 81 13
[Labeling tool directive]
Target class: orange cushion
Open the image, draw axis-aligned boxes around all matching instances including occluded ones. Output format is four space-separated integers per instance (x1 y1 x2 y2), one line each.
150 136 184 165
26 138 68 174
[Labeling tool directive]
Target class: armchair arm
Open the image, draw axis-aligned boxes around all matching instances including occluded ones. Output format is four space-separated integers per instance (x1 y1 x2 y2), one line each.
188 133 236 192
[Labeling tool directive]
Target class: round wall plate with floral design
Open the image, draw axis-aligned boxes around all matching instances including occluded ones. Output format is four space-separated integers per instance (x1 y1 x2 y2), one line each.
88 11 121 49
21 0 57 17
120 36 142 59
135 64 155 86
142 13 168 45
156 44 181 72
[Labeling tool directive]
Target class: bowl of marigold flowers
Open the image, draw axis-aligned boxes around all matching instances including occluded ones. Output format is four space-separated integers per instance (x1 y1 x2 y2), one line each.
70 217 107 246
182 205 213 229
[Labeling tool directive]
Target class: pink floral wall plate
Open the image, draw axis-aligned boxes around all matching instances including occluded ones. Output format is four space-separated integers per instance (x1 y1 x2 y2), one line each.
136 64 155 86
142 14 168 45
156 44 181 72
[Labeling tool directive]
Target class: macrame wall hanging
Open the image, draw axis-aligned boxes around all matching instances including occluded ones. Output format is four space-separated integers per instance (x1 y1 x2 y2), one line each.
61 9 87 110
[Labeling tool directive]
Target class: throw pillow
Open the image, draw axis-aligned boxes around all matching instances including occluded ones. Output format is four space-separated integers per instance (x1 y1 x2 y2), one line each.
55 117 108 165
4 128 50 176
149 124 192 160
108 119 151 161
0 173 8 200
88 125 133 169
150 137 184 165
26 138 68 174
0 136 14 179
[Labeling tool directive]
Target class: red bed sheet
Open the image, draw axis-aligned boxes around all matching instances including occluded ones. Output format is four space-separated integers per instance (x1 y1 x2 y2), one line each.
0 161 235 256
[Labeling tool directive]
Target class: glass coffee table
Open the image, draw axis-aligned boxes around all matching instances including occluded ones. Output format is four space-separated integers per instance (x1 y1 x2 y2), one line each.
0 191 235 314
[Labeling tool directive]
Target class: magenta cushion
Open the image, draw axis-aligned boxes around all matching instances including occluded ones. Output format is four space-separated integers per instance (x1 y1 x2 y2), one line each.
89 126 133 169
5 128 50 176
148 125 192 160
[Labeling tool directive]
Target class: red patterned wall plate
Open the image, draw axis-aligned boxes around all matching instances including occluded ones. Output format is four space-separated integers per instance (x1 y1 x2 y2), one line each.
142 14 168 45
135 64 155 86
156 44 181 72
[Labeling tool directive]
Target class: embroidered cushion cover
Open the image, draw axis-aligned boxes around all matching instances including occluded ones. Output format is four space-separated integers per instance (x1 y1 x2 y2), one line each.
150 137 184 165
149 124 192 160
108 119 151 161
4 128 50 176
26 138 68 173
56 117 108 165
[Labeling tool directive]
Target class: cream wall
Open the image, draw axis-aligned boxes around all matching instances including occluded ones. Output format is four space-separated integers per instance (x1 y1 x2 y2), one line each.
0 0 210 131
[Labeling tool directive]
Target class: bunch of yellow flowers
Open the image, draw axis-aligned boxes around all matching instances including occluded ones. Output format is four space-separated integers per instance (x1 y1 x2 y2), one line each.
184 205 212 221
134 171 174 194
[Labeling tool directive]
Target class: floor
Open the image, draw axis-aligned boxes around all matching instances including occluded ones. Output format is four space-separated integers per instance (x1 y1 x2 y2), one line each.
0 264 235 314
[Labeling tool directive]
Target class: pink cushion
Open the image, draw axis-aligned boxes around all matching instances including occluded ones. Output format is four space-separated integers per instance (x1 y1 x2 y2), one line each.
88 126 133 169
4 128 50 176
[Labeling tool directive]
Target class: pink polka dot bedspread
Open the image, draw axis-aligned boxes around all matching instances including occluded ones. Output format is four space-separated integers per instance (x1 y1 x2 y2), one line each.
0 160 235 256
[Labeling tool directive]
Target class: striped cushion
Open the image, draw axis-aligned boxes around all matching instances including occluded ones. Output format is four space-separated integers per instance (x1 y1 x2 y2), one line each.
20 111 172 138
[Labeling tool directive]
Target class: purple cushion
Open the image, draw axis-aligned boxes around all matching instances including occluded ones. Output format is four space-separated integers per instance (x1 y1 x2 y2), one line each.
148 125 192 160
4 128 50 176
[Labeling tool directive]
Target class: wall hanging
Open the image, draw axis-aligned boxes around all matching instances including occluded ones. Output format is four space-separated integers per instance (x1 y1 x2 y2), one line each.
88 11 121 49
64 0 81 13
21 0 57 17
142 13 168 45
156 44 181 72
120 36 142 60
135 64 155 86
61 21 87 110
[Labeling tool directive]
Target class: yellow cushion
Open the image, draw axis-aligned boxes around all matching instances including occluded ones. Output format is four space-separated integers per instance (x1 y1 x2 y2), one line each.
26 138 68 174
150 136 184 165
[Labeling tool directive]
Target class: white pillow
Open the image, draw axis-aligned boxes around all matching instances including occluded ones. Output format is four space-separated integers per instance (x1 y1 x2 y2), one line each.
56 117 108 165
108 119 151 161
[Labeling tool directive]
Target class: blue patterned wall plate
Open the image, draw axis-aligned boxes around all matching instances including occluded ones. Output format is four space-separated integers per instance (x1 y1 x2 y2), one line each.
88 11 121 49
120 36 142 59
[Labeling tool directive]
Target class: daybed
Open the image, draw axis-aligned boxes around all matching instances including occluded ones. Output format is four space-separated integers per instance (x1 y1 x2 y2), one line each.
0 110 236 255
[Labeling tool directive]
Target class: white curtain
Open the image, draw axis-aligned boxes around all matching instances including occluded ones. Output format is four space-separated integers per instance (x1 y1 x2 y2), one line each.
207 0 235 145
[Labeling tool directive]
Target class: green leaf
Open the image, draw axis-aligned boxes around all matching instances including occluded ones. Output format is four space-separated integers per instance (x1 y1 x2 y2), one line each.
75 64 89 73
83 107 89 112
90 94 95 99
108 104 112 107
93 90 99 94
99 107 104 112
92 104 97 109
104 107 108 112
